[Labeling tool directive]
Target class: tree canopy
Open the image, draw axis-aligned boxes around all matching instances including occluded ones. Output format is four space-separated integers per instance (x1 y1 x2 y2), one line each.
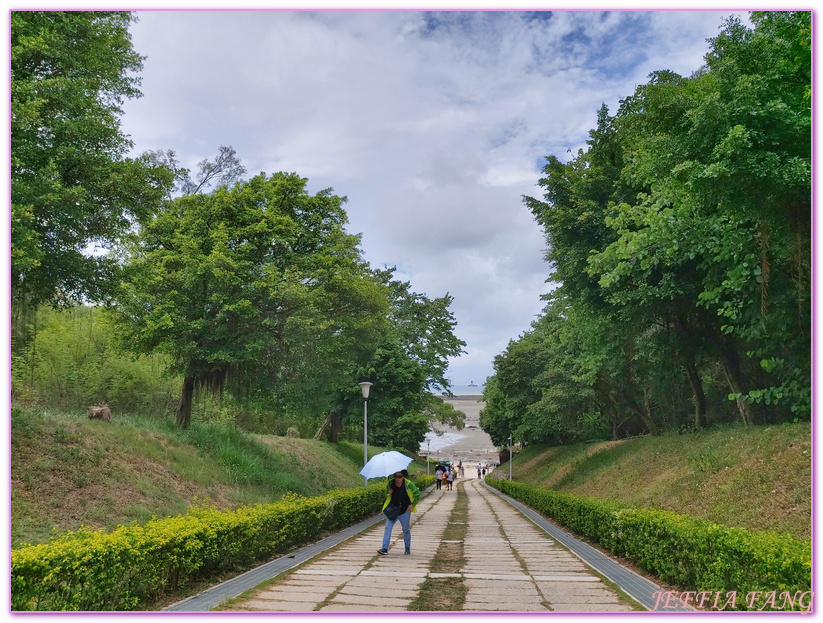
484 11 810 445
338 269 467 453
112 172 389 428
11 11 173 306
11 11 469 450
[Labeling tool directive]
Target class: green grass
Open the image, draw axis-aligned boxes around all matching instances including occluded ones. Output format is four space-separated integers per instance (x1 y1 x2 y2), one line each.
512 421 811 539
10 406 415 548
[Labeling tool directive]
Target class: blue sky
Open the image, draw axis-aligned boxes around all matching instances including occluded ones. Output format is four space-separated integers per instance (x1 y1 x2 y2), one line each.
110 8 749 387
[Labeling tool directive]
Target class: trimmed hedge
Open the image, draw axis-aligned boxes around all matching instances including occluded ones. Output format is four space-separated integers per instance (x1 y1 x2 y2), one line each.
12 475 435 611
487 478 810 610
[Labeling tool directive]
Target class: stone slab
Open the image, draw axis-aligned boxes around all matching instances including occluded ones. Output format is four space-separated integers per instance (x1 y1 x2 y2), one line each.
530 574 603 582
359 569 428 579
549 603 634 611
330 594 411 607
256 589 329 601
462 604 547 611
462 573 532 581
275 578 345 587
465 597 545 608
237 599 319 610
339 585 419 598
293 568 358 576
319 604 403 611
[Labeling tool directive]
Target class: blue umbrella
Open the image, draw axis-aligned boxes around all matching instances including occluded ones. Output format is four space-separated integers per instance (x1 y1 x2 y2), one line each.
359 451 414 479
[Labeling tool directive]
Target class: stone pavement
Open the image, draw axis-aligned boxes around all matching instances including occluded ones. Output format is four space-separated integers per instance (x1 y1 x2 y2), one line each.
227 477 637 612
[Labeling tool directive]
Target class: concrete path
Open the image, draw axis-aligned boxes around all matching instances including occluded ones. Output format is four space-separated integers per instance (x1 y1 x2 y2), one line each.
223 477 637 612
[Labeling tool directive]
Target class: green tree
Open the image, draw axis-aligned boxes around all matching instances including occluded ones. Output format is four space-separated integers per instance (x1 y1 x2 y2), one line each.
591 12 811 421
11 11 174 306
495 11 810 446
340 270 467 453
112 172 388 428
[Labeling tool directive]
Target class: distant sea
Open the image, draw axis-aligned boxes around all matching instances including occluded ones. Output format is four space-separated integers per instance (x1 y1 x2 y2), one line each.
431 383 484 397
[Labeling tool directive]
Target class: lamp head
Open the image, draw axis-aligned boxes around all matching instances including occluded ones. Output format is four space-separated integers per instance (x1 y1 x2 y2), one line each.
358 381 373 399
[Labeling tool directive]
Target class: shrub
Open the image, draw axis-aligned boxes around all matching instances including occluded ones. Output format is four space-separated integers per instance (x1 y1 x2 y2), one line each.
487 478 810 610
12 476 432 611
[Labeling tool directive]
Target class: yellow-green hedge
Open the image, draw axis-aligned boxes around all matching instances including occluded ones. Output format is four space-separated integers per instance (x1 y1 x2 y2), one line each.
12 476 434 611
487 478 810 610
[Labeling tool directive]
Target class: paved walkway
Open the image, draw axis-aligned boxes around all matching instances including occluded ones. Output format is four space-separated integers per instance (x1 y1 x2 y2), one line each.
218 478 638 612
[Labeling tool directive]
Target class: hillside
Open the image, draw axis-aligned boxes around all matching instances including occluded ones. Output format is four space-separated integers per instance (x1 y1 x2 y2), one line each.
10 407 424 548
510 422 811 540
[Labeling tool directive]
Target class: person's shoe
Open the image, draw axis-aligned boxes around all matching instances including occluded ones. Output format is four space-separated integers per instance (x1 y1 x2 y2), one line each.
404 548 410 555
377 548 388 555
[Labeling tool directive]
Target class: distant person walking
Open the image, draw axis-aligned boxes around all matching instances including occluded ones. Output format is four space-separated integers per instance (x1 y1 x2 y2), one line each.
377 470 420 556
477 464 482 479
481 467 486 479
434 465 443 490
440 468 448 491
447 468 454 490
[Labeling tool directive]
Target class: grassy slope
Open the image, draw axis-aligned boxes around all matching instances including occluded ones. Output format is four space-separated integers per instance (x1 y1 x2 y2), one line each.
511 422 811 540
11 407 423 548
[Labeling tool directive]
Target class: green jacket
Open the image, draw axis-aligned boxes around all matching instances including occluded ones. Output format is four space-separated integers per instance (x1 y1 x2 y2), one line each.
382 478 421 514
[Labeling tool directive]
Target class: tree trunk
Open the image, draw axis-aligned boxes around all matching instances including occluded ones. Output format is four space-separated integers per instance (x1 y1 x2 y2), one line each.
603 399 620 441
618 386 658 436
717 340 754 426
329 412 342 442
176 375 195 428
314 416 331 440
684 358 707 428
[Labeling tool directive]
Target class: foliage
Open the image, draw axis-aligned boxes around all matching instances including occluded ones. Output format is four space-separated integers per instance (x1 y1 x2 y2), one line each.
111 172 388 428
10 305 179 415
10 406 428 548
488 478 810 610
13 477 439 610
488 11 810 445
338 269 466 453
11 11 175 306
510 421 811 539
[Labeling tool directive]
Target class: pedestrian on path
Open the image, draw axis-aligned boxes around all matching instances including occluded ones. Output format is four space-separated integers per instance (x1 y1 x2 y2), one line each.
440 468 448 491
378 470 420 556
447 468 454 490
477 464 482 479
434 465 443 490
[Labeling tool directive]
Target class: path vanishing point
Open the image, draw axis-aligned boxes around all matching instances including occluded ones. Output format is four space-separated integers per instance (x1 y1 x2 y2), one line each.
167 475 694 613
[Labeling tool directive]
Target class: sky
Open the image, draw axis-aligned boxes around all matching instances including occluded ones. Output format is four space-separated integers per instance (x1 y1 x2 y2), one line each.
1 6 815 622
115 8 751 388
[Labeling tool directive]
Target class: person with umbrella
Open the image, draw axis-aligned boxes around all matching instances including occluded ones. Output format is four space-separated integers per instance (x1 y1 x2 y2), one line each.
377 469 420 556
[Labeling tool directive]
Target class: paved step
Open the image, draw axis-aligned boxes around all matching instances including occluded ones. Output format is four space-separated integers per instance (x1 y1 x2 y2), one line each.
167 478 662 612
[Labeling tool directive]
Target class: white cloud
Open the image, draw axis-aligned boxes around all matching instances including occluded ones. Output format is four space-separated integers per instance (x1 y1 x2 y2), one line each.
120 9 733 384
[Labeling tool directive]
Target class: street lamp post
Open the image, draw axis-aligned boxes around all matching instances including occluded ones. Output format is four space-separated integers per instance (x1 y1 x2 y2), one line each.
359 382 373 487
508 434 513 481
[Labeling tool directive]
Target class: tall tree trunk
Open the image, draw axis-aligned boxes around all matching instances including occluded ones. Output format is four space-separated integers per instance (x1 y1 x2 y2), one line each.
717 340 754 426
329 411 342 443
756 220 770 326
614 384 658 436
642 390 658 436
675 313 707 429
605 401 619 441
176 375 195 428
684 358 707 428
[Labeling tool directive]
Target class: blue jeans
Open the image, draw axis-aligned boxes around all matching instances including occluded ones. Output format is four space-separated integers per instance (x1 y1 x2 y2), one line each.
382 508 411 551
